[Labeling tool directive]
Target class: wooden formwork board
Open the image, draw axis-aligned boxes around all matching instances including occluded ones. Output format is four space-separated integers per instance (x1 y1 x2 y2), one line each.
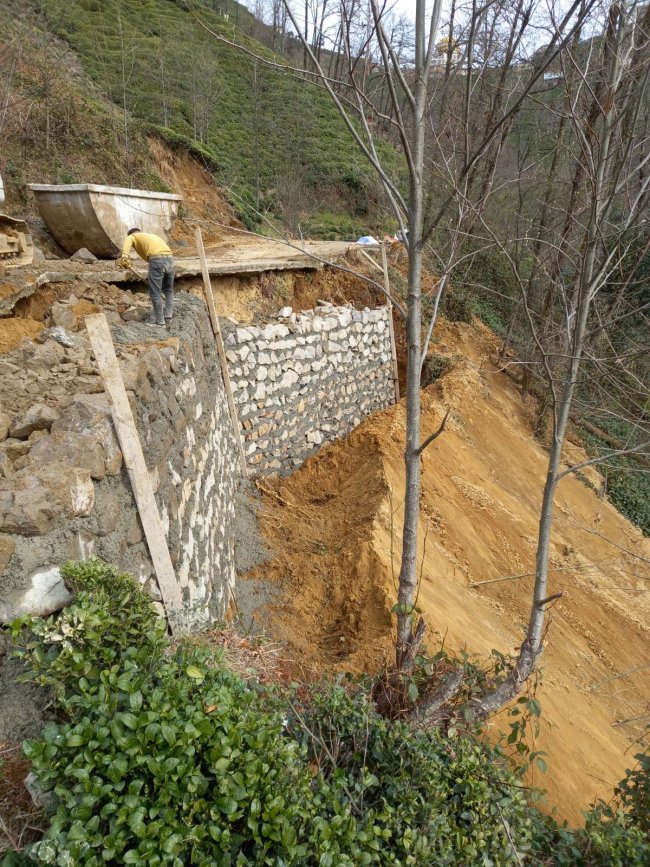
86 313 184 631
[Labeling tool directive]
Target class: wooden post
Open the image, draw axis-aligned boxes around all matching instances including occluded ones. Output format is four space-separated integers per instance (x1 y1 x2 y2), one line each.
194 228 248 476
86 313 184 631
382 244 400 403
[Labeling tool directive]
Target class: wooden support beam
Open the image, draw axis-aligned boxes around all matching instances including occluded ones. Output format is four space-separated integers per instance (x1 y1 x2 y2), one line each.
194 228 248 476
382 244 400 403
358 247 385 274
85 313 184 632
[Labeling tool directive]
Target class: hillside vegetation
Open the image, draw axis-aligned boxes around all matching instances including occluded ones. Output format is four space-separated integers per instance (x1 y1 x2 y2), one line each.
4 561 649 864
2 0 401 236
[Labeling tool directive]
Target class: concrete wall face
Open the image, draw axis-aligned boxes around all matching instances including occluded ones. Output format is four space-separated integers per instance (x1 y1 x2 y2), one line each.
225 304 396 475
0 295 240 628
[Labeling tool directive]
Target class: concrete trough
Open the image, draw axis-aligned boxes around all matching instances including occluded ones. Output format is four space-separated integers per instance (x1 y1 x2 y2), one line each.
28 183 182 258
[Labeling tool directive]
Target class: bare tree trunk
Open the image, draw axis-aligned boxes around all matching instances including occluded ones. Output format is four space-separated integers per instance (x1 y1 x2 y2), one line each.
396 0 428 667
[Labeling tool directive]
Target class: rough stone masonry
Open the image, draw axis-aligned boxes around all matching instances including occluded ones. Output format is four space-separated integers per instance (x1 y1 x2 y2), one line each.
225 302 396 474
0 294 240 628
0 291 395 626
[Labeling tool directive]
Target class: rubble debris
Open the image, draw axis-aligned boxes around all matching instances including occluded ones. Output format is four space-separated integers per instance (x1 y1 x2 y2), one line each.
39 325 75 347
70 247 98 263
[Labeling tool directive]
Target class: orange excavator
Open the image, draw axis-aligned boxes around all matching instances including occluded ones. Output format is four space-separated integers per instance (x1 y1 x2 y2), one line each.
0 173 33 268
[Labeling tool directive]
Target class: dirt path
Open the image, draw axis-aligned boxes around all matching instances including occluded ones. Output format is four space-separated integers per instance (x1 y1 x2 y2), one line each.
245 317 650 823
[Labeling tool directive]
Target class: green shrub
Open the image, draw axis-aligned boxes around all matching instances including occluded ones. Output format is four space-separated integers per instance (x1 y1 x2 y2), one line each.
9 561 650 865
529 803 650 865
12 560 166 705
614 749 650 835
294 683 536 865
421 353 451 387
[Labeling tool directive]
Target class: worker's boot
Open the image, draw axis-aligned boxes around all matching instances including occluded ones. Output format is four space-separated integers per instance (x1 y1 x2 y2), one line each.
165 317 172 332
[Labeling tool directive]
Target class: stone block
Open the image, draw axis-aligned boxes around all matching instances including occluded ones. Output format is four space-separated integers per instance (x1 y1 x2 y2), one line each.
141 347 167 379
50 302 78 332
236 327 254 342
0 565 72 623
23 339 66 372
1 439 30 461
66 530 97 561
0 534 15 576
126 515 144 546
10 404 59 439
0 464 94 535
52 398 122 475
0 412 11 442
70 247 97 263
120 358 148 391
95 490 122 536
0 361 19 376
29 430 106 480
121 306 149 323
0 452 12 478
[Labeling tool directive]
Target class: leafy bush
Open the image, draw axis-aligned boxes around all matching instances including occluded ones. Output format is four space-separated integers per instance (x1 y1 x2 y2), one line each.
529 803 650 866
11 561 535 865
9 561 650 865
421 353 451 387
293 683 536 865
614 749 650 835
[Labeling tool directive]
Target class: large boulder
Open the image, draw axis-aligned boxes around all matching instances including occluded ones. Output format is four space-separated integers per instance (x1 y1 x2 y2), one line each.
29 430 106 480
0 464 95 536
9 404 59 439
52 397 122 475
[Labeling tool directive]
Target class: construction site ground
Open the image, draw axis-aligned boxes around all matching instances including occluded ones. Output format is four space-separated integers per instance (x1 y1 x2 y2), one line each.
0 236 354 315
242 316 650 825
1 143 647 830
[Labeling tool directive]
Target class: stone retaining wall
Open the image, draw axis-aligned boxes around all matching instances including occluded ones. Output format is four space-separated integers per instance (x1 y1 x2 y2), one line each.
1 289 395 627
0 293 240 628
224 303 396 474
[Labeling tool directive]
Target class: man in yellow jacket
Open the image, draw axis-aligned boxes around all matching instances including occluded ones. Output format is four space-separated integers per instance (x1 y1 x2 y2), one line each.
120 228 175 328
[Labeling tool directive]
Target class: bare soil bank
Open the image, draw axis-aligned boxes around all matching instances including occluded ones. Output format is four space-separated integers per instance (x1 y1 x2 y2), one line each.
245 317 650 823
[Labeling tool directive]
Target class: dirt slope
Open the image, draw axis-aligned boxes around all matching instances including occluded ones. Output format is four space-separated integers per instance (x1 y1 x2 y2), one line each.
247 317 650 823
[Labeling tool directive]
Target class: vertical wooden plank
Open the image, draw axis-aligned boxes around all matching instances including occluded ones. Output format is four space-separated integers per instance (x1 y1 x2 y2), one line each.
85 313 184 631
382 244 400 403
194 228 248 476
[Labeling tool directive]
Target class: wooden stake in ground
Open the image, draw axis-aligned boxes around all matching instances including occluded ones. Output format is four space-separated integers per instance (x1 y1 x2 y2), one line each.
382 244 400 403
86 313 184 631
194 228 248 476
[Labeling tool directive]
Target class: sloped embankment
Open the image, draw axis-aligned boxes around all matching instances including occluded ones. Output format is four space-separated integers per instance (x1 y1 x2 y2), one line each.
247 317 650 823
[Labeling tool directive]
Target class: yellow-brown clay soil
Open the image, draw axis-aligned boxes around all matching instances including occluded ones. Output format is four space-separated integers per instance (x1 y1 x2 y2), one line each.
246 317 650 824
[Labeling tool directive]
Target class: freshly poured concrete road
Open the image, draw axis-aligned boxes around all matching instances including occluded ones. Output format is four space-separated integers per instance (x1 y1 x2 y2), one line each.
0 237 355 314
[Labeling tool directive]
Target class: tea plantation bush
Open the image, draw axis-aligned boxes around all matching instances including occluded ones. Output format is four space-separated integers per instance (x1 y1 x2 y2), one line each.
5 560 650 865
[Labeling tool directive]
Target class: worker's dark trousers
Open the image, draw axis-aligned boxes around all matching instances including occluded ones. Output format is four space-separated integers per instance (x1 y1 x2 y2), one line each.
148 255 175 325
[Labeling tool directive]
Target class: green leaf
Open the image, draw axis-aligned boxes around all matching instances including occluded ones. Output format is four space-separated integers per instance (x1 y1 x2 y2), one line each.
186 665 205 683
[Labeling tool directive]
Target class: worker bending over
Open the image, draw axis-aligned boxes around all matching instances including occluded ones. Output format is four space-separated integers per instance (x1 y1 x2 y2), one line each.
120 228 175 328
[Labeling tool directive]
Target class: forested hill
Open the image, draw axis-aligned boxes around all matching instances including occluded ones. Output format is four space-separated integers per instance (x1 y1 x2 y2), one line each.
0 0 401 237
